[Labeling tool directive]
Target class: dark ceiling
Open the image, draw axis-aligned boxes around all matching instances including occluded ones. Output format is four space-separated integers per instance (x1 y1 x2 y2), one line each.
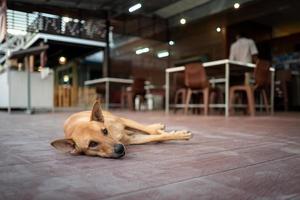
8 0 300 28
7 0 300 65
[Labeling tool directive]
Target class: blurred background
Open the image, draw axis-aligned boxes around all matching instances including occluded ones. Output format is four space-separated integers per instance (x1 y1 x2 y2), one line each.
0 0 300 115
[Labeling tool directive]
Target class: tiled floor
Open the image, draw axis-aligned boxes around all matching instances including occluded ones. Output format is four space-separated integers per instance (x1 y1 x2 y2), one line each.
0 110 300 200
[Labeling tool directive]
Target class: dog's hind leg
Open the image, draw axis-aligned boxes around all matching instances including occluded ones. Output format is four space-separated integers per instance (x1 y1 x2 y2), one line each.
121 118 163 135
127 130 192 144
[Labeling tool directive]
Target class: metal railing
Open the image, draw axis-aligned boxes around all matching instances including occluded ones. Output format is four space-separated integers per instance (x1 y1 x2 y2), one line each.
0 9 107 65
7 9 106 41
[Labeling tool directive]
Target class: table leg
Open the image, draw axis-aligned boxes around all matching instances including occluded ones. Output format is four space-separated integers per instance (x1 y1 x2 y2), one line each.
260 93 263 112
225 63 230 117
165 71 170 115
7 63 11 114
271 69 275 115
26 56 33 114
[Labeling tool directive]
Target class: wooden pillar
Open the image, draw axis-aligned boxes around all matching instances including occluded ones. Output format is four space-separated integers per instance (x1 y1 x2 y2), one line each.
25 55 34 114
29 55 34 72
71 64 78 106
40 51 46 68
40 42 47 68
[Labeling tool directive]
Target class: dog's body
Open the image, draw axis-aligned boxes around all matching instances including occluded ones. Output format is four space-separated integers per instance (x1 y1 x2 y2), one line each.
52 101 192 158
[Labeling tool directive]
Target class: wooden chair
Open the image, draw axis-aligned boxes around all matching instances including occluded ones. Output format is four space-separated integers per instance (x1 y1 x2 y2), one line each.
121 78 146 110
184 63 210 115
276 70 292 111
229 59 271 116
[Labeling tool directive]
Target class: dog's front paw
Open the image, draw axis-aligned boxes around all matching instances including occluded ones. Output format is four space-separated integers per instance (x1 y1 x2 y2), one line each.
173 130 192 140
157 123 166 130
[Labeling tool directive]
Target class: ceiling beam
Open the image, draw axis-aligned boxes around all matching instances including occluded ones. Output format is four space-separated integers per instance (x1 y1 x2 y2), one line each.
9 45 49 59
155 0 211 18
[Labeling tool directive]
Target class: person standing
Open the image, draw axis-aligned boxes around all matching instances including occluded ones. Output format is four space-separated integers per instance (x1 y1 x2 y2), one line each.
229 32 258 63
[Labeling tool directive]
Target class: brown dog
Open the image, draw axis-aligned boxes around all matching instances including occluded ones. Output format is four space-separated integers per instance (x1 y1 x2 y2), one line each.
51 100 192 158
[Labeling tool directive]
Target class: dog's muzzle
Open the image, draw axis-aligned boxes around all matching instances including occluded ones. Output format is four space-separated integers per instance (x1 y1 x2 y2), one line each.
114 144 125 158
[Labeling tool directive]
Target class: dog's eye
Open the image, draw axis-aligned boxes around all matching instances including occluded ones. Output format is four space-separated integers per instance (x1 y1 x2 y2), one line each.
102 128 108 136
88 141 99 148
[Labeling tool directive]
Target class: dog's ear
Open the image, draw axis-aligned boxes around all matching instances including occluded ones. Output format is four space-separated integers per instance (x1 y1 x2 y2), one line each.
90 100 104 122
51 139 79 155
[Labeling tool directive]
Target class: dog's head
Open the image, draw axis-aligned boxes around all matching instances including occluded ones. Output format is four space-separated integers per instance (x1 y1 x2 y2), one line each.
51 100 125 158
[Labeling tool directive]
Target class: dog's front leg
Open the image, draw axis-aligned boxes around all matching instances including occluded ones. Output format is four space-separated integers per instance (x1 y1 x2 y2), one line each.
127 130 192 144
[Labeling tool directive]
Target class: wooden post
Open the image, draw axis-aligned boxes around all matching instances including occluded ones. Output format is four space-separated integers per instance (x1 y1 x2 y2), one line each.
29 55 34 72
25 56 33 114
71 64 78 106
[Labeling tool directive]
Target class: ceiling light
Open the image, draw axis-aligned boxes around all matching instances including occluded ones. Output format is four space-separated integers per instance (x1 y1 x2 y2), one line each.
234 3 240 9
59 56 67 64
157 51 169 58
135 47 149 55
180 18 186 25
216 27 221 32
63 75 69 83
129 3 142 13
169 40 175 45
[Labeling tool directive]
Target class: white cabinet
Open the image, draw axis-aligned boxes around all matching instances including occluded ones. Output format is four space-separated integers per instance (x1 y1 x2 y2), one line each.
0 70 54 109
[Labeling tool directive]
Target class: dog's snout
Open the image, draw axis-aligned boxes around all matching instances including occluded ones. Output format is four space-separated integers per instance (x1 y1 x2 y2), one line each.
114 144 125 155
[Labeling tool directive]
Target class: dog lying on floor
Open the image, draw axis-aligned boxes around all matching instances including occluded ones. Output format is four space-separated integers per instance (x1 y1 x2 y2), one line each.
51 100 192 158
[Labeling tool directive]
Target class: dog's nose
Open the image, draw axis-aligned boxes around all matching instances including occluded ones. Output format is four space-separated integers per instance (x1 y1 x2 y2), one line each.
114 144 125 154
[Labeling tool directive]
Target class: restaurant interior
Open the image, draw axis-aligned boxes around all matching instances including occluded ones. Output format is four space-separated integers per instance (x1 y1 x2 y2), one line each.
0 0 299 114
0 0 300 199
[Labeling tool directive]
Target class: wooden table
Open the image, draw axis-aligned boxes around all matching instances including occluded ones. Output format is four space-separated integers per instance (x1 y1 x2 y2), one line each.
85 77 133 109
165 59 275 116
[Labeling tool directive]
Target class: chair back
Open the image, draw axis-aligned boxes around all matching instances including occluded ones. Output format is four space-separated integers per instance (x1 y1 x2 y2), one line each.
132 78 146 95
184 63 209 89
254 59 271 88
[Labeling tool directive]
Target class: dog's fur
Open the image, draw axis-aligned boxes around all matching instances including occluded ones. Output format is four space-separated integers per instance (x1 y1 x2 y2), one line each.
51 100 192 158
